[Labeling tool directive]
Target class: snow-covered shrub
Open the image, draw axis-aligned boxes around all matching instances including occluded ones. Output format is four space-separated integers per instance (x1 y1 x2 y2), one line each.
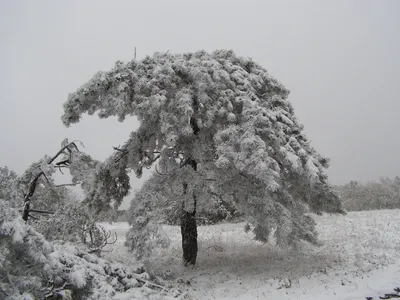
0 200 182 300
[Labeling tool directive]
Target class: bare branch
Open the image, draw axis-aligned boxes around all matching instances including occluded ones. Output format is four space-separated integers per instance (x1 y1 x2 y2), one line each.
55 159 70 166
29 209 54 214
55 165 70 169
42 172 52 187
114 151 128 163
48 142 79 165
87 226 118 255
58 166 65 174
54 182 81 187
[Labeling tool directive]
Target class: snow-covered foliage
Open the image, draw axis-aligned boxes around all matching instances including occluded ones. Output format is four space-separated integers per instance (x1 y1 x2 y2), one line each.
11 140 125 257
16 139 101 221
34 200 116 255
132 172 240 226
0 200 182 300
125 171 241 258
62 50 344 254
18 162 70 212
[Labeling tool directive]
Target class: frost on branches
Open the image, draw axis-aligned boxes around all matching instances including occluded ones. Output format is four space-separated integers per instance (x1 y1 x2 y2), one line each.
0 200 182 300
62 49 345 265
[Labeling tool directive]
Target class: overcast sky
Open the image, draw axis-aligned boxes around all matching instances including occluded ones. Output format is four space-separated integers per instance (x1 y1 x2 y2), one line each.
1 1 400 206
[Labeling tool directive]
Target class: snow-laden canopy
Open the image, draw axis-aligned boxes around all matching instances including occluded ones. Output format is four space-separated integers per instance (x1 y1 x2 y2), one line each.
62 50 344 246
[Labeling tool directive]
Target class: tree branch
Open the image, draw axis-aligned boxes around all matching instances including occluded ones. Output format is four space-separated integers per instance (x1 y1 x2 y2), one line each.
29 209 54 214
22 141 81 221
55 159 70 166
114 151 128 163
54 182 81 187
48 142 79 165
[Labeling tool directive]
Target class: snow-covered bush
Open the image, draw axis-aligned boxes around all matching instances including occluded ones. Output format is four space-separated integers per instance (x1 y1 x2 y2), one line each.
0 200 182 300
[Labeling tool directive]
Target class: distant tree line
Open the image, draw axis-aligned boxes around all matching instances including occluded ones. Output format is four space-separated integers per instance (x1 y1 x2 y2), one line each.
335 176 400 211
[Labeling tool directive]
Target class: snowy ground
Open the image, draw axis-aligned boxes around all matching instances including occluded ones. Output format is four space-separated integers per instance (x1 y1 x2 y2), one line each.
100 210 400 300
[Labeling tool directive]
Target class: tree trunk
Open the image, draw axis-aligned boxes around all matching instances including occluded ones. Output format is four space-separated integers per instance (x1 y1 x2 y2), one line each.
181 195 198 266
180 112 200 266
22 201 30 221
181 157 198 266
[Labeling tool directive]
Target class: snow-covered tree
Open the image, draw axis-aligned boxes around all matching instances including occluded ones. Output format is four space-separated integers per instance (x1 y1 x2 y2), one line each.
14 140 123 256
62 50 344 265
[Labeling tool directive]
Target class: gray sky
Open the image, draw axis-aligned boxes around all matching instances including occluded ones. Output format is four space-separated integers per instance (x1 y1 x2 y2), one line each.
1 0 400 203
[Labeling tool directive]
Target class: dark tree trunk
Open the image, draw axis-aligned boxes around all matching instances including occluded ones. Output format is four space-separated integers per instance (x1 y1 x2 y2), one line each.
180 105 200 265
22 202 30 221
181 193 198 266
181 156 198 266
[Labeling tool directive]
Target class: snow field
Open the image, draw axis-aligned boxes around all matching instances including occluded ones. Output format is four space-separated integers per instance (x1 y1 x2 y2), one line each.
100 209 400 299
